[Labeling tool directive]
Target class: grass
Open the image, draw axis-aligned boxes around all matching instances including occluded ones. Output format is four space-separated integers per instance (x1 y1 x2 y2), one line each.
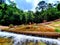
1 20 60 33
47 21 60 32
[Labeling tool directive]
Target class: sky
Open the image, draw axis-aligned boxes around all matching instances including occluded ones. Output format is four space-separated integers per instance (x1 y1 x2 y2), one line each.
6 0 60 11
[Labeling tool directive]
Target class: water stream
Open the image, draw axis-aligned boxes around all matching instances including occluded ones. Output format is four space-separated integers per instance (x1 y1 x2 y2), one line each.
0 31 60 45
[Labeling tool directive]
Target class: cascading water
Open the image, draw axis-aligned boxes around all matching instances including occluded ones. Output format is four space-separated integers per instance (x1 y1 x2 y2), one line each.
0 31 60 45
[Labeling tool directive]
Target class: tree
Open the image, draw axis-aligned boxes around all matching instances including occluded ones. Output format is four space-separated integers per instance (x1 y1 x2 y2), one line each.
48 3 53 9
57 3 60 11
8 0 16 7
37 1 47 11
27 11 34 23
0 1 60 25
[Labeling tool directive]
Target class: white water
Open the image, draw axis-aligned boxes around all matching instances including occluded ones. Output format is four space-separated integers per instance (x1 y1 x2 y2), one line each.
0 31 60 45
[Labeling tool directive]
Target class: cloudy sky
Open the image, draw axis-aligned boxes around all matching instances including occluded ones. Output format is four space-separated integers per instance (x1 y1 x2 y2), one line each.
6 0 60 11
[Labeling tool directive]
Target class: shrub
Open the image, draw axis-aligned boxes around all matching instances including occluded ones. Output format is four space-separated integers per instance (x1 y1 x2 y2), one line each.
55 28 60 32
9 24 14 28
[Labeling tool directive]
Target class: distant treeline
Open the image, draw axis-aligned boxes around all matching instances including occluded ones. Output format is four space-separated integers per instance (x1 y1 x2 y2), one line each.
0 1 60 25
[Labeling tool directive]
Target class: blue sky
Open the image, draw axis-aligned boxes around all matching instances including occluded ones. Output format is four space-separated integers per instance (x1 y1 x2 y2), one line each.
6 0 60 11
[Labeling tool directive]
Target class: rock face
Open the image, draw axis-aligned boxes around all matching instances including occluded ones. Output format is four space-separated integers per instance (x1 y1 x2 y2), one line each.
0 37 13 45
0 26 9 30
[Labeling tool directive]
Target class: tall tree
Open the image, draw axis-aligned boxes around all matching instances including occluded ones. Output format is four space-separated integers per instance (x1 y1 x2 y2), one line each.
27 11 34 23
48 3 53 9
8 0 16 7
37 1 47 11
57 3 60 11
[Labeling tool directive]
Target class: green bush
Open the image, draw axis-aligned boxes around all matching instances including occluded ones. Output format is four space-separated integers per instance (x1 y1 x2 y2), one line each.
55 28 60 32
9 24 14 28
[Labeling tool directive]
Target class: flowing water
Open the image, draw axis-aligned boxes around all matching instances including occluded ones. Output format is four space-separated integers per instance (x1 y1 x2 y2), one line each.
0 31 60 45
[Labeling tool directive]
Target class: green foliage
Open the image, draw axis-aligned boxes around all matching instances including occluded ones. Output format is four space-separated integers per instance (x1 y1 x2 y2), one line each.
37 1 47 11
0 1 60 25
9 24 14 28
41 8 59 21
27 11 35 23
55 28 60 32
57 3 60 11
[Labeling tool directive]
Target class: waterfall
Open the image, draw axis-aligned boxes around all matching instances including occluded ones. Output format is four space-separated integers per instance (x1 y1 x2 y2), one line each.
0 31 60 45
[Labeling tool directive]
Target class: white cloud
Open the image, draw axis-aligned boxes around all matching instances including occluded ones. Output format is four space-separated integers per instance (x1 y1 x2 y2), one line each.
31 0 40 11
31 0 60 11
26 0 32 3
10 0 60 12
6 0 9 4
44 0 60 3
24 0 40 11
6 0 15 4
10 0 14 2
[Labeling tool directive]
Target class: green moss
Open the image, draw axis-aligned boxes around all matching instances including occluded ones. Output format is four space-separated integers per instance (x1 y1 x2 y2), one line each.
55 28 60 32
